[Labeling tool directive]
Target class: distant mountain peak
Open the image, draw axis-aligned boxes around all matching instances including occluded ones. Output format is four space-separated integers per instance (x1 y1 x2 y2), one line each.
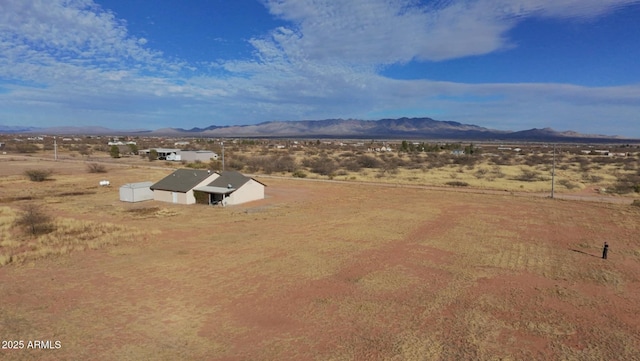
0 117 629 142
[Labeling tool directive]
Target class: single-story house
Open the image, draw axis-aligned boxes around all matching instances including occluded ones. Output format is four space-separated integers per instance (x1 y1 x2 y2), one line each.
193 171 266 206
119 181 154 203
139 148 180 160
150 169 265 206
150 169 220 204
138 148 218 162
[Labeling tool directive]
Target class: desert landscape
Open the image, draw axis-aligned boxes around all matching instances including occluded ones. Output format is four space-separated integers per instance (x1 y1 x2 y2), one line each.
1 142 639 360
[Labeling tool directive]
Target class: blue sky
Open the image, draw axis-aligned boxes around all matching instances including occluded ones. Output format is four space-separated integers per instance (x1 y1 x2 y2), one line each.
1 0 639 137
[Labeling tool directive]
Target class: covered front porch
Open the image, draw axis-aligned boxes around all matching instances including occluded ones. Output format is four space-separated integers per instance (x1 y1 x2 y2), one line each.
193 186 236 206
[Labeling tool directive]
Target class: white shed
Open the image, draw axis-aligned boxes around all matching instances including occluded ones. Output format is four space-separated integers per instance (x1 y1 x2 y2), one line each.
119 181 154 203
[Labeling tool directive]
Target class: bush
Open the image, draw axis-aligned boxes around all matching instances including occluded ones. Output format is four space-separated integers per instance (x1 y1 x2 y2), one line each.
148 149 158 161
357 155 383 168
340 158 362 172
582 174 604 183
109 145 120 158
516 169 544 182
25 169 53 182
86 163 107 173
186 160 208 169
15 143 39 153
558 179 578 190
227 158 245 171
292 170 307 178
446 181 469 187
15 203 55 236
269 155 297 173
309 156 338 176
611 173 640 194
474 168 489 179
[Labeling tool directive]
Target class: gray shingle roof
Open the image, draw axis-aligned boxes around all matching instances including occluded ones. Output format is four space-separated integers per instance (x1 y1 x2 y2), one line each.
150 169 215 192
206 171 251 189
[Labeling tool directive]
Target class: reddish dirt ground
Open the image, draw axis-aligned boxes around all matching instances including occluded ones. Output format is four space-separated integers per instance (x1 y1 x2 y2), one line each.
1 160 639 360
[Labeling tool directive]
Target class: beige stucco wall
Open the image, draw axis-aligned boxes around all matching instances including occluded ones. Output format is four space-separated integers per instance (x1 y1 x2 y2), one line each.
227 179 265 205
153 189 174 203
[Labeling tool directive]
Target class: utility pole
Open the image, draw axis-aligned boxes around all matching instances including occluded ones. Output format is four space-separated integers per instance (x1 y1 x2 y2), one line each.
221 141 225 172
54 136 57 161
551 143 556 198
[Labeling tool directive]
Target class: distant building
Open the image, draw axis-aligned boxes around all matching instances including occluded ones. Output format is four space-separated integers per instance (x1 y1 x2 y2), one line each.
138 148 218 161
138 148 180 160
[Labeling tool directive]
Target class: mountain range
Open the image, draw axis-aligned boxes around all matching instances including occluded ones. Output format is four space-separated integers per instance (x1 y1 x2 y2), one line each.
0 117 632 142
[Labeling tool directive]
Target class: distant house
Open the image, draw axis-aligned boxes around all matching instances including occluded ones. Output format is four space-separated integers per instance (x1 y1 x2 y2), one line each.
119 181 154 203
139 148 180 160
150 169 219 204
138 148 218 162
178 150 219 162
194 171 266 206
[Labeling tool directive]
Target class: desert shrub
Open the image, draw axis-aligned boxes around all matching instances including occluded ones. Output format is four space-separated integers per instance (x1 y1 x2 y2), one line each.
14 203 55 236
611 173 640 194
591 156 617 165
446 181 469 187
631 199 640 208
15 143 39 153
76 144 92 157
424 153 447 169
148 149 158 161
186 160 208 169
491 154 514 166
516 169 544 182
474 168 489 179
292 170 307 178
109 145 120 158
269 154 297 173
451 155 480 167
378 156 400 175
340 158 362 172
582 174 604 183
558 179 578 190
24 169 53 182
405 155 425 169
309 156 338 176
86 163 107 173
357 155 383 168
491 166 505 178
245 157 264 173
227 158 245 171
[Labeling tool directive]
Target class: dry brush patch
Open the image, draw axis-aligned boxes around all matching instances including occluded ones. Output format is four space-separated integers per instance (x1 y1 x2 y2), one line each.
0 205 154 266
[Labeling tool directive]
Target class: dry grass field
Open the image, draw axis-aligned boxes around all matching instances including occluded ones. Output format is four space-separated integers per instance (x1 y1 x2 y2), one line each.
1 155 639 360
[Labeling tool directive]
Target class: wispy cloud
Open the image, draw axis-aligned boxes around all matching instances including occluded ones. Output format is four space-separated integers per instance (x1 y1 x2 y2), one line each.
261 0 640 63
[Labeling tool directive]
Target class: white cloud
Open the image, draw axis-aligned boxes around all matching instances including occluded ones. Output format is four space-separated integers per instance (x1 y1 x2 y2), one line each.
261 0 640 63
0 0 169 83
